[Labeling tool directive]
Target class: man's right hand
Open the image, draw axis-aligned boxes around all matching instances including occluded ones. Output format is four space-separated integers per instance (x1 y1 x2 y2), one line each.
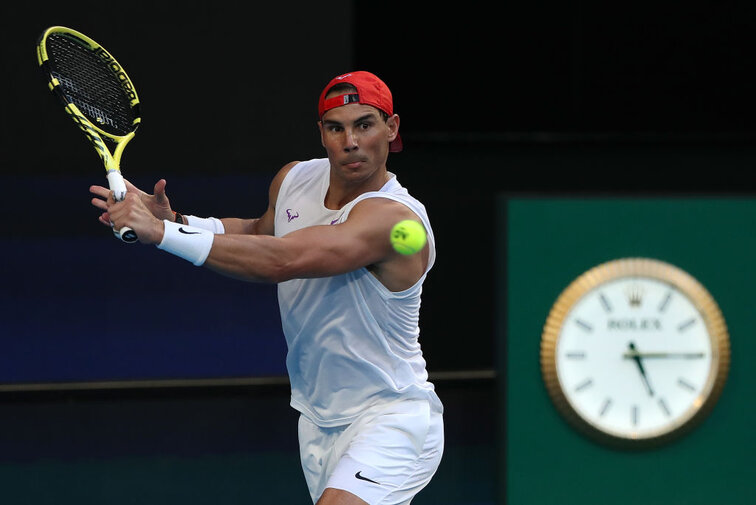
90 178 175 227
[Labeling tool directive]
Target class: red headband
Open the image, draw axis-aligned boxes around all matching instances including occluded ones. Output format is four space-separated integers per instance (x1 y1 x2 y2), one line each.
318 71 402 152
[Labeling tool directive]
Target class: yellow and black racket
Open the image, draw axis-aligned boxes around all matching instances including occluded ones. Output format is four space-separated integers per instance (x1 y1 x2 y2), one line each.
37 26 140 243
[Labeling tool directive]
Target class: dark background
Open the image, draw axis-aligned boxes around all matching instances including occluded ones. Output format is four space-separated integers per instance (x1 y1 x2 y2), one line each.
1 1 755 503
365 2 756 135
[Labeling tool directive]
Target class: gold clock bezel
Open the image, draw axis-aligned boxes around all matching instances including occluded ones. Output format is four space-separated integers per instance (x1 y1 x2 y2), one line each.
540 257 730 449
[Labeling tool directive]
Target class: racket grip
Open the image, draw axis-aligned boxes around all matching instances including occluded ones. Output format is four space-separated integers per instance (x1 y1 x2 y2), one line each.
114 226 138 243
106 171 128 201
105 171 138 242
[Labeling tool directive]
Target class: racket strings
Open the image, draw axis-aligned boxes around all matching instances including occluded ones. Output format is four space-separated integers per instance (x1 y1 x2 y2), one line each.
46 34 136 137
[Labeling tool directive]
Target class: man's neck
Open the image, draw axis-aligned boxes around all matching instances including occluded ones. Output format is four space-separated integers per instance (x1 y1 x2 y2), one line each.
324 168 390 210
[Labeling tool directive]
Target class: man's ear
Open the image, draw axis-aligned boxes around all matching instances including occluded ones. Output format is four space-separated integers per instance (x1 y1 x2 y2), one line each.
386 114 400 142
317 120 325 147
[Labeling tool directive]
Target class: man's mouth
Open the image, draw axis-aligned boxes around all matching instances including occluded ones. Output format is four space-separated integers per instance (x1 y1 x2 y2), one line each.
343 159 365 169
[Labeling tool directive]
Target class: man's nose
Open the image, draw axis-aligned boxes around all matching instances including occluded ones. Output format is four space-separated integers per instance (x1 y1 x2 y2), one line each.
343 129 358 152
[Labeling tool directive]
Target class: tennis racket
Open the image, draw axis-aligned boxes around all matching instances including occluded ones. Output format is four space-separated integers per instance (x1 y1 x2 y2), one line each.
37 26 141 243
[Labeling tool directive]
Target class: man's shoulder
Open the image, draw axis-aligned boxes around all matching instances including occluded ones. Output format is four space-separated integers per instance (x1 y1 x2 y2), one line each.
290 158 330 172
279 158 329 183
349 196 422 225
272 158 328 192
352 180 428 221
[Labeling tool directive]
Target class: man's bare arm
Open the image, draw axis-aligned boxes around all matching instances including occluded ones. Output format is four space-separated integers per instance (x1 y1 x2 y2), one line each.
220 161 299 235
205 197 427 290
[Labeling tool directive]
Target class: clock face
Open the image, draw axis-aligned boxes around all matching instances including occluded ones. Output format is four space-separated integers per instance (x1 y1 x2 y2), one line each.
541 258 730 448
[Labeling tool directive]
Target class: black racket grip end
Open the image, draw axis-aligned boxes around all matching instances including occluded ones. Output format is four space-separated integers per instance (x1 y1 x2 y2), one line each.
114 227 138 243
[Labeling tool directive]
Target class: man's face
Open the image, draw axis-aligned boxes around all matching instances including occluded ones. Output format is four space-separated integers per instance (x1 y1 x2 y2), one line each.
318 101 399 183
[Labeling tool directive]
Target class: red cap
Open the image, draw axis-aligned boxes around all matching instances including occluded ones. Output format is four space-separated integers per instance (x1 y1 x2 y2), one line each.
318 71 403 152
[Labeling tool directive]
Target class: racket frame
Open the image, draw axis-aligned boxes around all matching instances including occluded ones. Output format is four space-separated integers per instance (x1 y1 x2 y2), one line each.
37 26 141 242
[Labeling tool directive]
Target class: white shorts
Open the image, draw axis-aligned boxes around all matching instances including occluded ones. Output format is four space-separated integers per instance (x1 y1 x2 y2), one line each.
297 399 444 505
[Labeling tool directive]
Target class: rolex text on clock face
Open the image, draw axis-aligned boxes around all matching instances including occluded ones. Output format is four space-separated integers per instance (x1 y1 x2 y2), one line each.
556 276 714 440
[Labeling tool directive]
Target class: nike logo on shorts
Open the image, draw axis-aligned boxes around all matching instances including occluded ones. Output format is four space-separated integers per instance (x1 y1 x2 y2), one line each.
354 471 380 485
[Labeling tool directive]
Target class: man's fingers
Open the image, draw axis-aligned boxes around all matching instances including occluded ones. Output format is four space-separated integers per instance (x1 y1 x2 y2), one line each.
91 197 108 211
89 185 110 199
154 179 168 204
123 178 144 194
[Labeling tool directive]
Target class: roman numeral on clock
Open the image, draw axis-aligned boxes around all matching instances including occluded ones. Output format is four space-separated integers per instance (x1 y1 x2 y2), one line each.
574 378 593 392
677 318 696 332
575 319 593 332
565 351 586 359
658 398 671 417
658 291 672 313
678 378 697 392
599 398 612 417
599 292 612 313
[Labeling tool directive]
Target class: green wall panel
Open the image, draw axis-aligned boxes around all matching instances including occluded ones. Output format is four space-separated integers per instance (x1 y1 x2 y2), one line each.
499 197 756 505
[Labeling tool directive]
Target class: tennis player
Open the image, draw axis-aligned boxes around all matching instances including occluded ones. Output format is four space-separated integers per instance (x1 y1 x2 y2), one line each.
91 71 443 505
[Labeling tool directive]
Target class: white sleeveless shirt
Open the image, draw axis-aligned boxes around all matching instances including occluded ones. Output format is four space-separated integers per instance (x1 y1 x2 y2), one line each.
274 158 442 427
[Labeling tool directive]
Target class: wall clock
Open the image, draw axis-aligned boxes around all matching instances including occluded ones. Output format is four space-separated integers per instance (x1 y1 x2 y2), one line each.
540 258 730 448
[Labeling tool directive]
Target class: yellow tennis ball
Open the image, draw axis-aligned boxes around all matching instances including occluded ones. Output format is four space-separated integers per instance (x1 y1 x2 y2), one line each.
390 219 427 255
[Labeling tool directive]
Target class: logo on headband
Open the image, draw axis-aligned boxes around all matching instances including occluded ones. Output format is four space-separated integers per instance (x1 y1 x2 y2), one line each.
342 94 360 105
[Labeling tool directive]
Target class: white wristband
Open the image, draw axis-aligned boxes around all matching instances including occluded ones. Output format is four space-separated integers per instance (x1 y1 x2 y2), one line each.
157 220 214 266
185 215 225 234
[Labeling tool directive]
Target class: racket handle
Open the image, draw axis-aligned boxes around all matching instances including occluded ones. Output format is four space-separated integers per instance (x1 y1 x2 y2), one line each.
114 226 138 243
107 171 128 201
106 171 138 243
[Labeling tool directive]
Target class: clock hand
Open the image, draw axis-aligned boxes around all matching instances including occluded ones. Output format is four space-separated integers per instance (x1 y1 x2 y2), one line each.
623 351 705 359
628 342 654 396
